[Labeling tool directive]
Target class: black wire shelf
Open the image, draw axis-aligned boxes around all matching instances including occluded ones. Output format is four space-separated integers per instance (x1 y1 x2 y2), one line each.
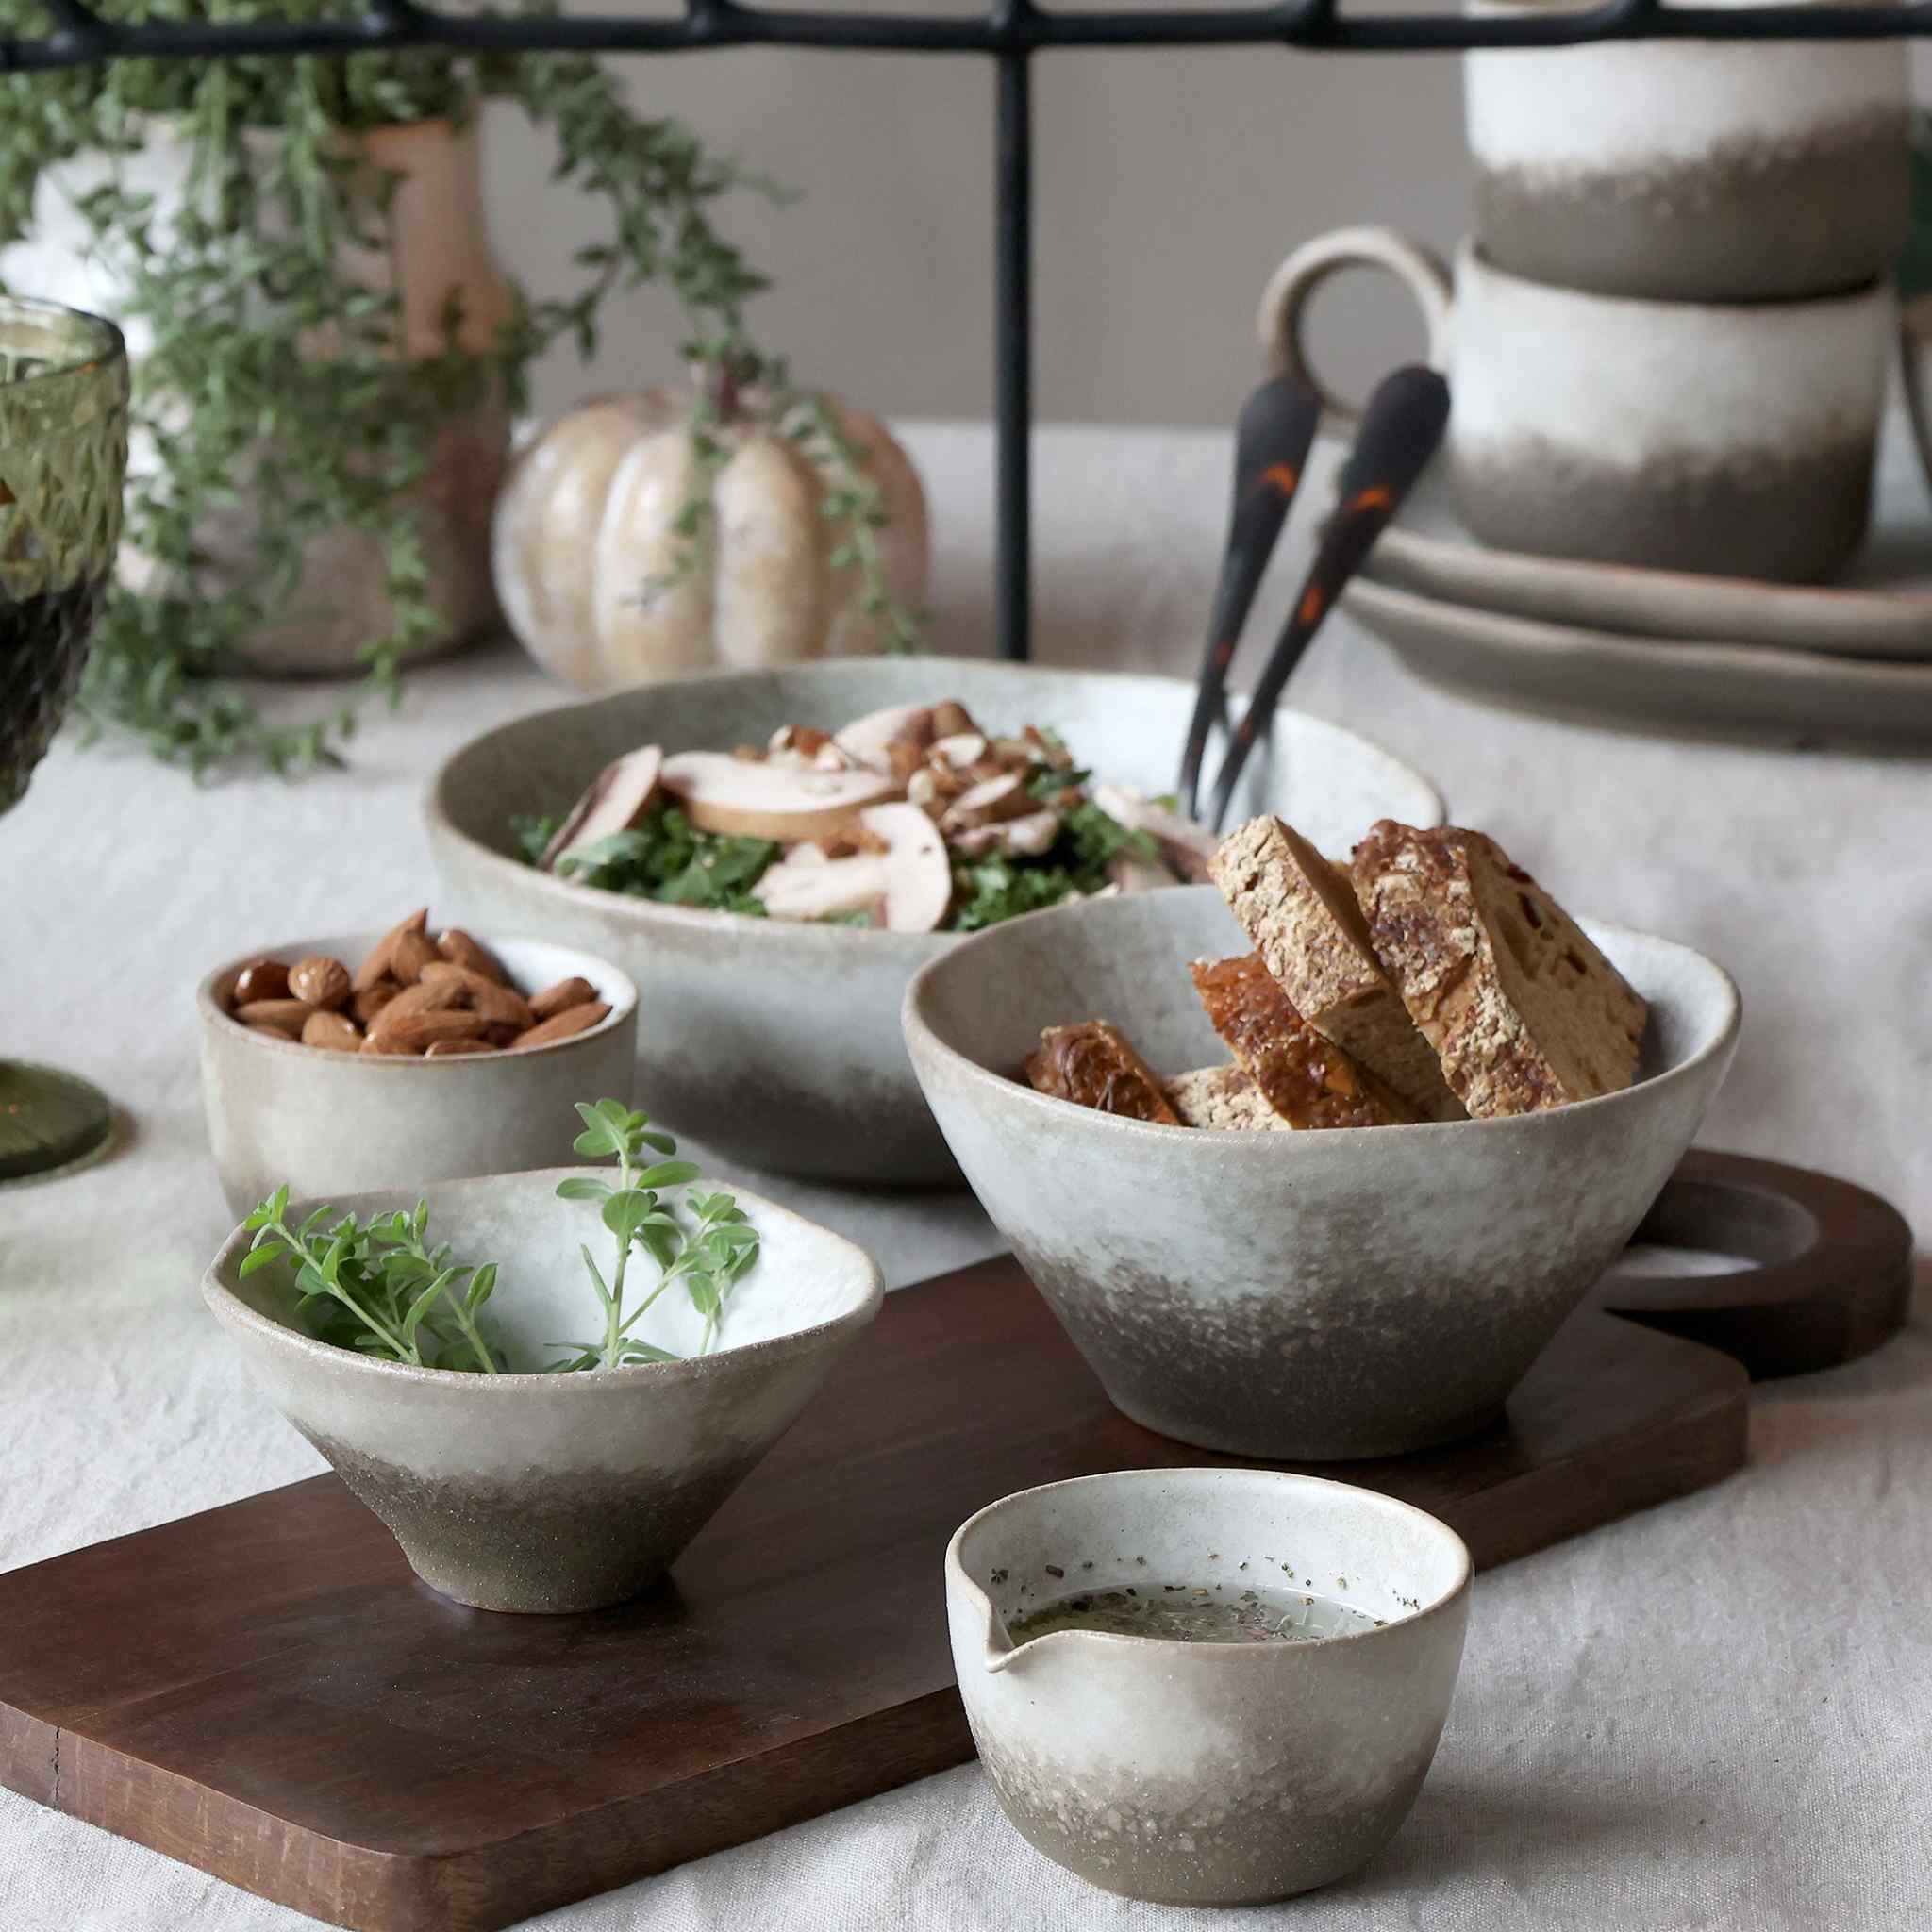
16 0 1931 662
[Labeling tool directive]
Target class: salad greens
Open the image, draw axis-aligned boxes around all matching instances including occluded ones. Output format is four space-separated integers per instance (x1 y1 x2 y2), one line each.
515 807 777 916
513 744 1163 933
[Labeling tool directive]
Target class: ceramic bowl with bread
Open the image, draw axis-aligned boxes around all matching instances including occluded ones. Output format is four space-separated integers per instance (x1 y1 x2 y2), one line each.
197 920 638 1216
903 816 1740 1459
425 658 1443 1185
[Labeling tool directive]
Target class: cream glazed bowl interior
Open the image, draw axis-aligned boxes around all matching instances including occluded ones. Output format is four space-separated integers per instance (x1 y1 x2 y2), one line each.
904 886 1740 1460
197 933 638 1218
947 1468 1472 1906
205 1168 884 1613
425 657 1444 1186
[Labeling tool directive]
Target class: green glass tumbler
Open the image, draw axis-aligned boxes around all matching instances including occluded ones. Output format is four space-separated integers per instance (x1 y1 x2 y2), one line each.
0 294 130 1182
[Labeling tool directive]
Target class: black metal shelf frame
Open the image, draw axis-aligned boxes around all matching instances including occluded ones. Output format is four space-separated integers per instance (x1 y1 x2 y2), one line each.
16 0 1932 660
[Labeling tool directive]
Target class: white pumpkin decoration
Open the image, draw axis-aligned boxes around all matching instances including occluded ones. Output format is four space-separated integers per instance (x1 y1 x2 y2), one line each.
492 385 929 692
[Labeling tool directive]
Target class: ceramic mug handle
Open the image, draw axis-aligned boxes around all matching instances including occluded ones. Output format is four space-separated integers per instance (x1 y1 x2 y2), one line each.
1256 225 1454 425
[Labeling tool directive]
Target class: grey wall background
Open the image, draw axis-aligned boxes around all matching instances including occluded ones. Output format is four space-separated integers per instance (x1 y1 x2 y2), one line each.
484 3 1472 431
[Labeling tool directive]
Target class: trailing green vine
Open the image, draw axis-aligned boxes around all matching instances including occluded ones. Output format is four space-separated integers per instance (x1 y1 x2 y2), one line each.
0 0 919 778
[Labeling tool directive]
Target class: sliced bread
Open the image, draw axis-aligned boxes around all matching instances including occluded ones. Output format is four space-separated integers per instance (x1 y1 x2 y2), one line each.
1189 955 1421 1130
1162 1064 1290 1132
1025 1022 1179 1124
1350 821 1649 1118
1210 815 1464 1123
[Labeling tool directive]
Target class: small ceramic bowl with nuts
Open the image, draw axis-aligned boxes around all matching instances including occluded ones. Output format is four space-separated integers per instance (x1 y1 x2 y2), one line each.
196 910 639 1217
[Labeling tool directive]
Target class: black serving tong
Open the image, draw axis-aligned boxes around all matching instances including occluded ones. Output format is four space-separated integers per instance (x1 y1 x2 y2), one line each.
1200 363 1451 835
1176 371 1322 822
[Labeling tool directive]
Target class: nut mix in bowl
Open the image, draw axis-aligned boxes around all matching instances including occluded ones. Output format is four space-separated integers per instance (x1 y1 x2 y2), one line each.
903 815 1740 1459
197 922 638 1216
425 657 1445 1184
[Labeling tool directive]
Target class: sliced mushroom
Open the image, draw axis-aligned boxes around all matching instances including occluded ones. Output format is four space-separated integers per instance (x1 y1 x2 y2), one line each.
860 802 954 932
659 750 900 842
941 772 1034 835
834 699 983 780
753 801 952 931
951 808 1060 859
541 745 664 871
1092 784 1217 884
931 731 988 770
833 702 935 773
754 849 891 922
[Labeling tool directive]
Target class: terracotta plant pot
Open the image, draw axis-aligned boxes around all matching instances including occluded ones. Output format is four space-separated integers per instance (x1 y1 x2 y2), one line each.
2 114 511 676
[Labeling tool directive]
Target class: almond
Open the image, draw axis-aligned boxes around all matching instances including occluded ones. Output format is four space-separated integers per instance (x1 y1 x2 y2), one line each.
510 1001 611 1050
246 1022 303 1043
301 1010 362 1053
361 1032 421 1057
231 957 290 1007
375 1010 492 1053
236 998 313 1033
289 955 351 1011
419 962 536 1031
367 976 468 1041
527 975 597 1022
425 1037 495 1058
437 928 507 983
352 981 401 1025
353 908 429 991
389 930 441 985
470 979 536 1031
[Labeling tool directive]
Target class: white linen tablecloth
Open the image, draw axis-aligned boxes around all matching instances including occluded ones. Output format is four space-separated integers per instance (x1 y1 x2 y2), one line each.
3 419 1928 1932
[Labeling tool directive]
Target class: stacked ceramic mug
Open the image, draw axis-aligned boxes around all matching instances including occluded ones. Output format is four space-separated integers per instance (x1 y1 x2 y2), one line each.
1265 11 1911 584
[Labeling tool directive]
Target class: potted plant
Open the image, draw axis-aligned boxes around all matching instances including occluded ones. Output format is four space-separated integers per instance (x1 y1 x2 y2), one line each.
0 0 919 774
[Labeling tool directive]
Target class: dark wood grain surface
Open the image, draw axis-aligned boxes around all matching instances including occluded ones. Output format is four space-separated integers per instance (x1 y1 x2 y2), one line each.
1603 1149 1913 1378
0 1147 1902 1932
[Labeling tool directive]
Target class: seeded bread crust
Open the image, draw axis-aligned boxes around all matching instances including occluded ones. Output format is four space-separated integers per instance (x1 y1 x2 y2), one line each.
1024 1022 1179 1124
1162 1064 1291 1132
1189 955 1421 1130
1350 822 1649 1119
1210 816 1465 1123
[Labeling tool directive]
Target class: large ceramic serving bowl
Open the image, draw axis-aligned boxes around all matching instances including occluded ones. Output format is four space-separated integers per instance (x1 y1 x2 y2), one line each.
905 887 1740 1459
205 1169 884 1612
947 1468 1472 1905
425 658 1444 1185
198 933 638 1218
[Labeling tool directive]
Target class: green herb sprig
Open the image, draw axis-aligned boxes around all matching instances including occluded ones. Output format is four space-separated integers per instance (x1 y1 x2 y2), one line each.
240 1189 501 1372
239 1098 760 1374
549 1099 760 1370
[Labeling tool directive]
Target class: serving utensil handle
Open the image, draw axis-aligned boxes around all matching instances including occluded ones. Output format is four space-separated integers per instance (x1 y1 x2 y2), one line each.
1206 363 1450 832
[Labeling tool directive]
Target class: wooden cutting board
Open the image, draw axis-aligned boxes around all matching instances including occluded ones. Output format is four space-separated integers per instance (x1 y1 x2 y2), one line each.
0 1150 1905 1932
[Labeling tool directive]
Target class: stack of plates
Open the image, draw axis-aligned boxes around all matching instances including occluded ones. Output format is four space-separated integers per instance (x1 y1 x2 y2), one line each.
1336 432 1932 748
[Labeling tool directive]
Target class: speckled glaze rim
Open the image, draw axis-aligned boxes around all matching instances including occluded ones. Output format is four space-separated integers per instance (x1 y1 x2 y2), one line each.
421 658 1450 960
903 894 1740 1153
947 1468 1474 1673
194 931 640 1065
203 1167 886 1391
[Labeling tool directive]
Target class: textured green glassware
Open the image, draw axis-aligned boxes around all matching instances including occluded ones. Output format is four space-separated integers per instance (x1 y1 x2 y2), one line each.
0 295 129 1182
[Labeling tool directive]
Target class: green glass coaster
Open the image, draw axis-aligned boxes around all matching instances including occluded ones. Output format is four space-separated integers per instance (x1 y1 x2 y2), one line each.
0 1058 114 1183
